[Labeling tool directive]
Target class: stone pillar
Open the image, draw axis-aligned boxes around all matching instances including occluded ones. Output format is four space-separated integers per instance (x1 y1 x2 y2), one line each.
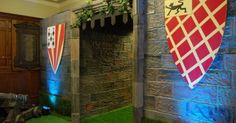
70 13 80 123
132 0 145 123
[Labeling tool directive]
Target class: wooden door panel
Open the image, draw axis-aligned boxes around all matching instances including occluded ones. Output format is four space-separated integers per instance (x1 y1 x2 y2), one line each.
0 30 6 66
0 72 27 93
0 19 11 69
0 73 11 92
0 13 41 104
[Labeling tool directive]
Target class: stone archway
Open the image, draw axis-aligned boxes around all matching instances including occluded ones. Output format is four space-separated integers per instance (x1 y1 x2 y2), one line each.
70 0 145 123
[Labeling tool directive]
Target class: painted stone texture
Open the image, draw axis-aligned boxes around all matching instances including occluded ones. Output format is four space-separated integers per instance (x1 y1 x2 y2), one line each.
144 0 236 122
40 12 133 118
40 11 75 116
80 18 133 117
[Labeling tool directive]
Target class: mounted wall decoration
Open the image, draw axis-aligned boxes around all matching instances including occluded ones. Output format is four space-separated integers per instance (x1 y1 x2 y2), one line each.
14 22 40 70
47 23 65 74
164 0 227 88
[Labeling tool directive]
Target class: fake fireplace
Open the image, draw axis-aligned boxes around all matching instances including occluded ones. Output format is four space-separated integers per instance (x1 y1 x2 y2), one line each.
40 1 144 122
79 15 134 117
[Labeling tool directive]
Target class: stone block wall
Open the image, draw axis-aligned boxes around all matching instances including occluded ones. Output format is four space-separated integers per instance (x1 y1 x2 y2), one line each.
80 16 133 117
144 0 236 122
40 11 133 118
40 11 76 116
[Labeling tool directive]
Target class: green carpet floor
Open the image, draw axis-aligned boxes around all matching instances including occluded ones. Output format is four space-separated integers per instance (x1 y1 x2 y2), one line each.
27 106 132 123
27 115 70 123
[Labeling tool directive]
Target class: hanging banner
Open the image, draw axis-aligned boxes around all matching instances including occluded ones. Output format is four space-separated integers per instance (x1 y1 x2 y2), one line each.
164 0 227 88
47 23 65 74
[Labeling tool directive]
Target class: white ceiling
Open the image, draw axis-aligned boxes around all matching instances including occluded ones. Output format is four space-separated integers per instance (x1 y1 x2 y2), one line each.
24 0 81 8
45 0 67 3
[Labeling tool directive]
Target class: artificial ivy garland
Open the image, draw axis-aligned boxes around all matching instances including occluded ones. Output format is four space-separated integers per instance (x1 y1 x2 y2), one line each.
72 0 131 28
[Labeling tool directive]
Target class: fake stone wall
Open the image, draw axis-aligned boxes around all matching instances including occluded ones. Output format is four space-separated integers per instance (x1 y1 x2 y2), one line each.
40 11 77 116
144 0 236 122
40 10 133 118
80 16 133 117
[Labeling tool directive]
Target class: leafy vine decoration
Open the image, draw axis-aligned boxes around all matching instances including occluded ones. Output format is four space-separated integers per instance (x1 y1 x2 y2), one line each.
71 0 131 28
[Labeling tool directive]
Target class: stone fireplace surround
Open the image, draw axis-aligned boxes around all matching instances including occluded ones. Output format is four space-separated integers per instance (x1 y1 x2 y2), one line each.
40 0 144 123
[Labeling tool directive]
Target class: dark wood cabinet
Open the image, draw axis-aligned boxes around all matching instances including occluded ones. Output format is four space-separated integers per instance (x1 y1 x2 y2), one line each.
0 12 41 104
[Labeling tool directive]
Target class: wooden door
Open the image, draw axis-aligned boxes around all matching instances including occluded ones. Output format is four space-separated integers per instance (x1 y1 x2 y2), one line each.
0 13 41 104
0 19 11 71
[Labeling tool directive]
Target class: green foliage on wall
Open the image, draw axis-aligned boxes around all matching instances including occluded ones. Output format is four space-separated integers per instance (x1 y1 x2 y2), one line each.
72 0 131 28
73 6 94 28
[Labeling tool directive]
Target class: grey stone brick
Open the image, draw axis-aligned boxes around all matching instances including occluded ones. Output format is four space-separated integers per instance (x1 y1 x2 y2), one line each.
160 54 176 69
147 14 164 29
225 18 234 36
144 68 158 81
144 0 236 122
147 28 167 42
145 0 155 14
146 41 169 56
144 96 155 110
209 54 224 70
224 54 236 70
156 69 184 83
79 26 133 117
144 109 183 123
144 56 161 68
233 109 236 123
233 72 236 89
228 0 236 16
155 97 179 115
155 0 165 14
155 97 232 122
147 82 181 98
217 87 234 106
172 84 217 105
201 70 231 86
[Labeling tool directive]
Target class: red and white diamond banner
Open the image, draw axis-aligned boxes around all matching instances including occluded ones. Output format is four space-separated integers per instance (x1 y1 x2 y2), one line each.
164 0 227 88
47 23 65 74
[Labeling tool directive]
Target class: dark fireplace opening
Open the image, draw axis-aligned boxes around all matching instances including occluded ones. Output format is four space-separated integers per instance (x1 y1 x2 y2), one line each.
80 14 133 117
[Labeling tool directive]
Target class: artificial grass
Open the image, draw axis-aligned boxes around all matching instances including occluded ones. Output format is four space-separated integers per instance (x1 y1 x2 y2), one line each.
27 106 132 123
81 106 132 123
27 106 163 123
26 115 70 123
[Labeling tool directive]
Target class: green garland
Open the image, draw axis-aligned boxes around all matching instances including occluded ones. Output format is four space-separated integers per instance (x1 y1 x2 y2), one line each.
72 8 94 28
72 0 131 28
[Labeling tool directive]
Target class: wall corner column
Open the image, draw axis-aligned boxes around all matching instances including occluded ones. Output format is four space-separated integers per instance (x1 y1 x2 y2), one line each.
70 12 80 123
132 0 145 123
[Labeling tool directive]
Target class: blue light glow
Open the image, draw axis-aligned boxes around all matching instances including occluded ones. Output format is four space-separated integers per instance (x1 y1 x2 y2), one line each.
173 55 232 123
42 106 51 110
47 79 61 95
46 66 62 106
49 95 57 106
